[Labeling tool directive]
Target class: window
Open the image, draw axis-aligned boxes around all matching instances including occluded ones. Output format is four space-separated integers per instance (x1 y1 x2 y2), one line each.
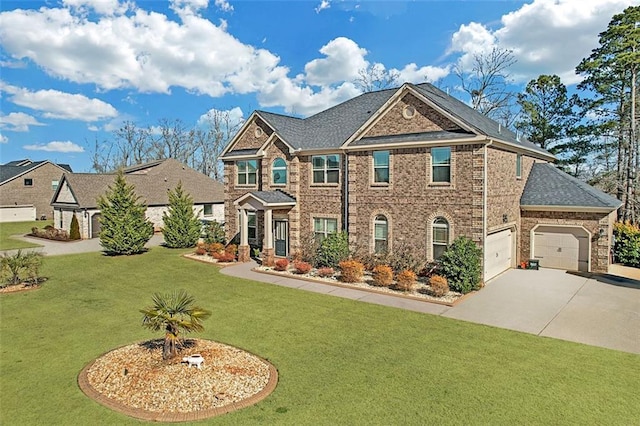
373 151 390 184
248 212 257 240
24 178 33 186
312 155 339 184
272 158 287 184
236 160 257 185
203 204 213 216
431 147 451 183
432 217 449 260
52 180 59 191
314 217 338 241
374 215 388 253
516 153 522 179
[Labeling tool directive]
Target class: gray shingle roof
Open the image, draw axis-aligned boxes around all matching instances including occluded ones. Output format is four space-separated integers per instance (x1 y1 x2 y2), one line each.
521 163 622 210
0 160 72 184
251 83 552 159
224 148 261 157
53 159 223 208
250 190 296 204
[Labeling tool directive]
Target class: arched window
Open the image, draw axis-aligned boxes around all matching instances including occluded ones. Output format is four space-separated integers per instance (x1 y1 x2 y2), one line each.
374 214 388 254
272 158 287 184
432 217 449 259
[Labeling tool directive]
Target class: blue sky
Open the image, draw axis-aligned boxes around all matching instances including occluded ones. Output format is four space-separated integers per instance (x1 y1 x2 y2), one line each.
1 0 638 172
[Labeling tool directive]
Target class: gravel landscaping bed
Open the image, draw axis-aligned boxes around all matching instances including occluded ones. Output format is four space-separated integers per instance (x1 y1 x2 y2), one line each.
80 339 276 420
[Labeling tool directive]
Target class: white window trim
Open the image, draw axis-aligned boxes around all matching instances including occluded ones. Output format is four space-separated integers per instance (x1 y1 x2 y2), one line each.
312 215 340 240
236 159 258 187
272 158 287 186
373 214 390 254
372 150 391 186
311 154 340 185
430 147 451 185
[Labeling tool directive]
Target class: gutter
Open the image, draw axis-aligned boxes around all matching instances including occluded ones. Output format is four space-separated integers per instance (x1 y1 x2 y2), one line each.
343 150 349 233
483 140 493 282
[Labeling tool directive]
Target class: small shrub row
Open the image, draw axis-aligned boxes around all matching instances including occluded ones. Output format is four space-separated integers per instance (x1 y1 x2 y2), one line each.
274 258 289 271
339 260 364 283
31 226 69 241
293 261 312 274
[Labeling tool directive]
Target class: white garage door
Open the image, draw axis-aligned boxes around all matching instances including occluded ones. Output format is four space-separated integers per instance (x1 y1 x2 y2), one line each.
533 226 589 271
485 229 513 281
0 205 36 222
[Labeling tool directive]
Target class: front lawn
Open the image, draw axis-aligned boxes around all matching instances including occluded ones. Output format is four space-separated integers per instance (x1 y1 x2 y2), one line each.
1 248 638 425
0 220 50 250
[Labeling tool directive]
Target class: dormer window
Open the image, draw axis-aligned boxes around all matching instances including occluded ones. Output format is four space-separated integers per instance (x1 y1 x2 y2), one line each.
272 158 287 185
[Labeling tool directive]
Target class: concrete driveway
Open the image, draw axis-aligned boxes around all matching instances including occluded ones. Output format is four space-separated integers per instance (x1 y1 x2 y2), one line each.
3 233 165 256
444 268 640 354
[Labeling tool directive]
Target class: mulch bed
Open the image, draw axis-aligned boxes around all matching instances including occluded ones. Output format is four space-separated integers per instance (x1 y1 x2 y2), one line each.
78 339 278 422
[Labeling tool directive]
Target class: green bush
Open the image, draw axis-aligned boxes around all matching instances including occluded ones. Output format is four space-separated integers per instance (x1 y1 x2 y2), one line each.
162 182 202 248
613 221 640 267
69 214 81 240
316 232 350 268
439 236 482 294
203 221 226 245
1 250 43 286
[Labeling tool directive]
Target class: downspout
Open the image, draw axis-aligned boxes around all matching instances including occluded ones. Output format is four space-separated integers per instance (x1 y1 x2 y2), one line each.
343 151 349 234
483 140 493 282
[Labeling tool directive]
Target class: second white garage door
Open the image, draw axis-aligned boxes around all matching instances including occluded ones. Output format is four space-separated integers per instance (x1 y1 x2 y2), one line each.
485 229 513 281
533 226 589 271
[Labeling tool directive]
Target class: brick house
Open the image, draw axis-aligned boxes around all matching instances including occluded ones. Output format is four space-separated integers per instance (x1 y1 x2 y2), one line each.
51 158 224 239
0 159 72 222
221 83 621 281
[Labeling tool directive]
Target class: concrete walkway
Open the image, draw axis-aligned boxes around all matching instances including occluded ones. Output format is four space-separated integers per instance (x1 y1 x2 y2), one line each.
221 261 640 355
3 233 165 256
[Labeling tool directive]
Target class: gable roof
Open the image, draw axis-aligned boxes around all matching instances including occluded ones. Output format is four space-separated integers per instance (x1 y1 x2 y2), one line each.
0 159 72 185
52 159 223 209
223 83 554 160
521 163 622 212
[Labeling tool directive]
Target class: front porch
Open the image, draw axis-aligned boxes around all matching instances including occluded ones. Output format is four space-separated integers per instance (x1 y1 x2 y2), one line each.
234 190 297 266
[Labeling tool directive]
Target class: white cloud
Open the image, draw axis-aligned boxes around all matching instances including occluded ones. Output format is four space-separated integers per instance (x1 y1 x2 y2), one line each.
197 106 244 127
315 0 330 14
394 63 451 84
258 80 361 116
24 141 85 153
0 133 8 143
87 124 99 131
1 84 118 122
214 0 233 12
0 112 46 132
305 37 368 86
62 0 131 16
448 0 638 85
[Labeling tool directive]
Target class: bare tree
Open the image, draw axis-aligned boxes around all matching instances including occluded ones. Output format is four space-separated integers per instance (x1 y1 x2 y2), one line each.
193 110 244 181
454 47 517 126
354 63 400 92
152 118 195 166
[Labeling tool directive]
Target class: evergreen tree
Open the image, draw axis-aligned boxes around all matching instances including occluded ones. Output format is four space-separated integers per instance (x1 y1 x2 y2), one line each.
69 213 81 240
97 171 153 255
162 182 202 248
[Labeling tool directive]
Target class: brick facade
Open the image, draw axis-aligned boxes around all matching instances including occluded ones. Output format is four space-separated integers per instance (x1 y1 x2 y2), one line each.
0 162 67 220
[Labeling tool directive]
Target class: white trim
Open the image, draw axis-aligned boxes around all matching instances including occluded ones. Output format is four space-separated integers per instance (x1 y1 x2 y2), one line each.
521 205 618 213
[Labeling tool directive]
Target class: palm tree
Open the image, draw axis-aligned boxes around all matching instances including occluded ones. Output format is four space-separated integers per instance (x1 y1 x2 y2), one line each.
140 290 211 360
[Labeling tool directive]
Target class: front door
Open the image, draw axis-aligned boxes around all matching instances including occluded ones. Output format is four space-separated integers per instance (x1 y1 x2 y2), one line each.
274 220 288 257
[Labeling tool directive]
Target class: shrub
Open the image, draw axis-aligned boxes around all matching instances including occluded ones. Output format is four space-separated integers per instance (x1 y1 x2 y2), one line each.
395 270 417 292
162 182 202 248
207 242 224 256
429 275 449 297
216 252 235 263
69 214 81 240
339 260 364 283
194 246 207 255
316 267 335 278
293 232 320 264
203 221 225 245
225 244 238 256
439 236 482 294
1 250 43 286
387 242 424 273
293 261 312 274
372 264 394 287
274 258 289 271
316 232 350 268
613 221 640 267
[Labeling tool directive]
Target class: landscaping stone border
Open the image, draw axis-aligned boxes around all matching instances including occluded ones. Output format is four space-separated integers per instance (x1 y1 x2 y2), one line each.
77 340 279 423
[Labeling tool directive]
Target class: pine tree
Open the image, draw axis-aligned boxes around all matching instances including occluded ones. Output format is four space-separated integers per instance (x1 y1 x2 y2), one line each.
162 182 202 248
97 171 153 255
69 213 81 240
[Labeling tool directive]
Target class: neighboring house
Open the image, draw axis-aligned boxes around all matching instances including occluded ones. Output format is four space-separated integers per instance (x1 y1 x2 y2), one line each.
0 159 72 222
51 158 224 239
221 82 621 280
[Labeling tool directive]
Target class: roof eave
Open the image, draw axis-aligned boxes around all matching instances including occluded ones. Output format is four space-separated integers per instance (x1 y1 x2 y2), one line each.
345 135 487 151
490 139 556 162
521 204 620 213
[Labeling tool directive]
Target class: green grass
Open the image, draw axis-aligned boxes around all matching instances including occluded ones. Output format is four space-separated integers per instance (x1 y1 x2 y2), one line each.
1 248 638 425
0 220 50 250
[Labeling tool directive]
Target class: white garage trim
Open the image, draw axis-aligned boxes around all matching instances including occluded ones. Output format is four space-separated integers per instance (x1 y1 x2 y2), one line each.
530 224 591 272
484 227 514 282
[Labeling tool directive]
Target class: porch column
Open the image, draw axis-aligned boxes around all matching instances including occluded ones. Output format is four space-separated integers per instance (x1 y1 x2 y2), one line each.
238 208 250 262
263 208 275 267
